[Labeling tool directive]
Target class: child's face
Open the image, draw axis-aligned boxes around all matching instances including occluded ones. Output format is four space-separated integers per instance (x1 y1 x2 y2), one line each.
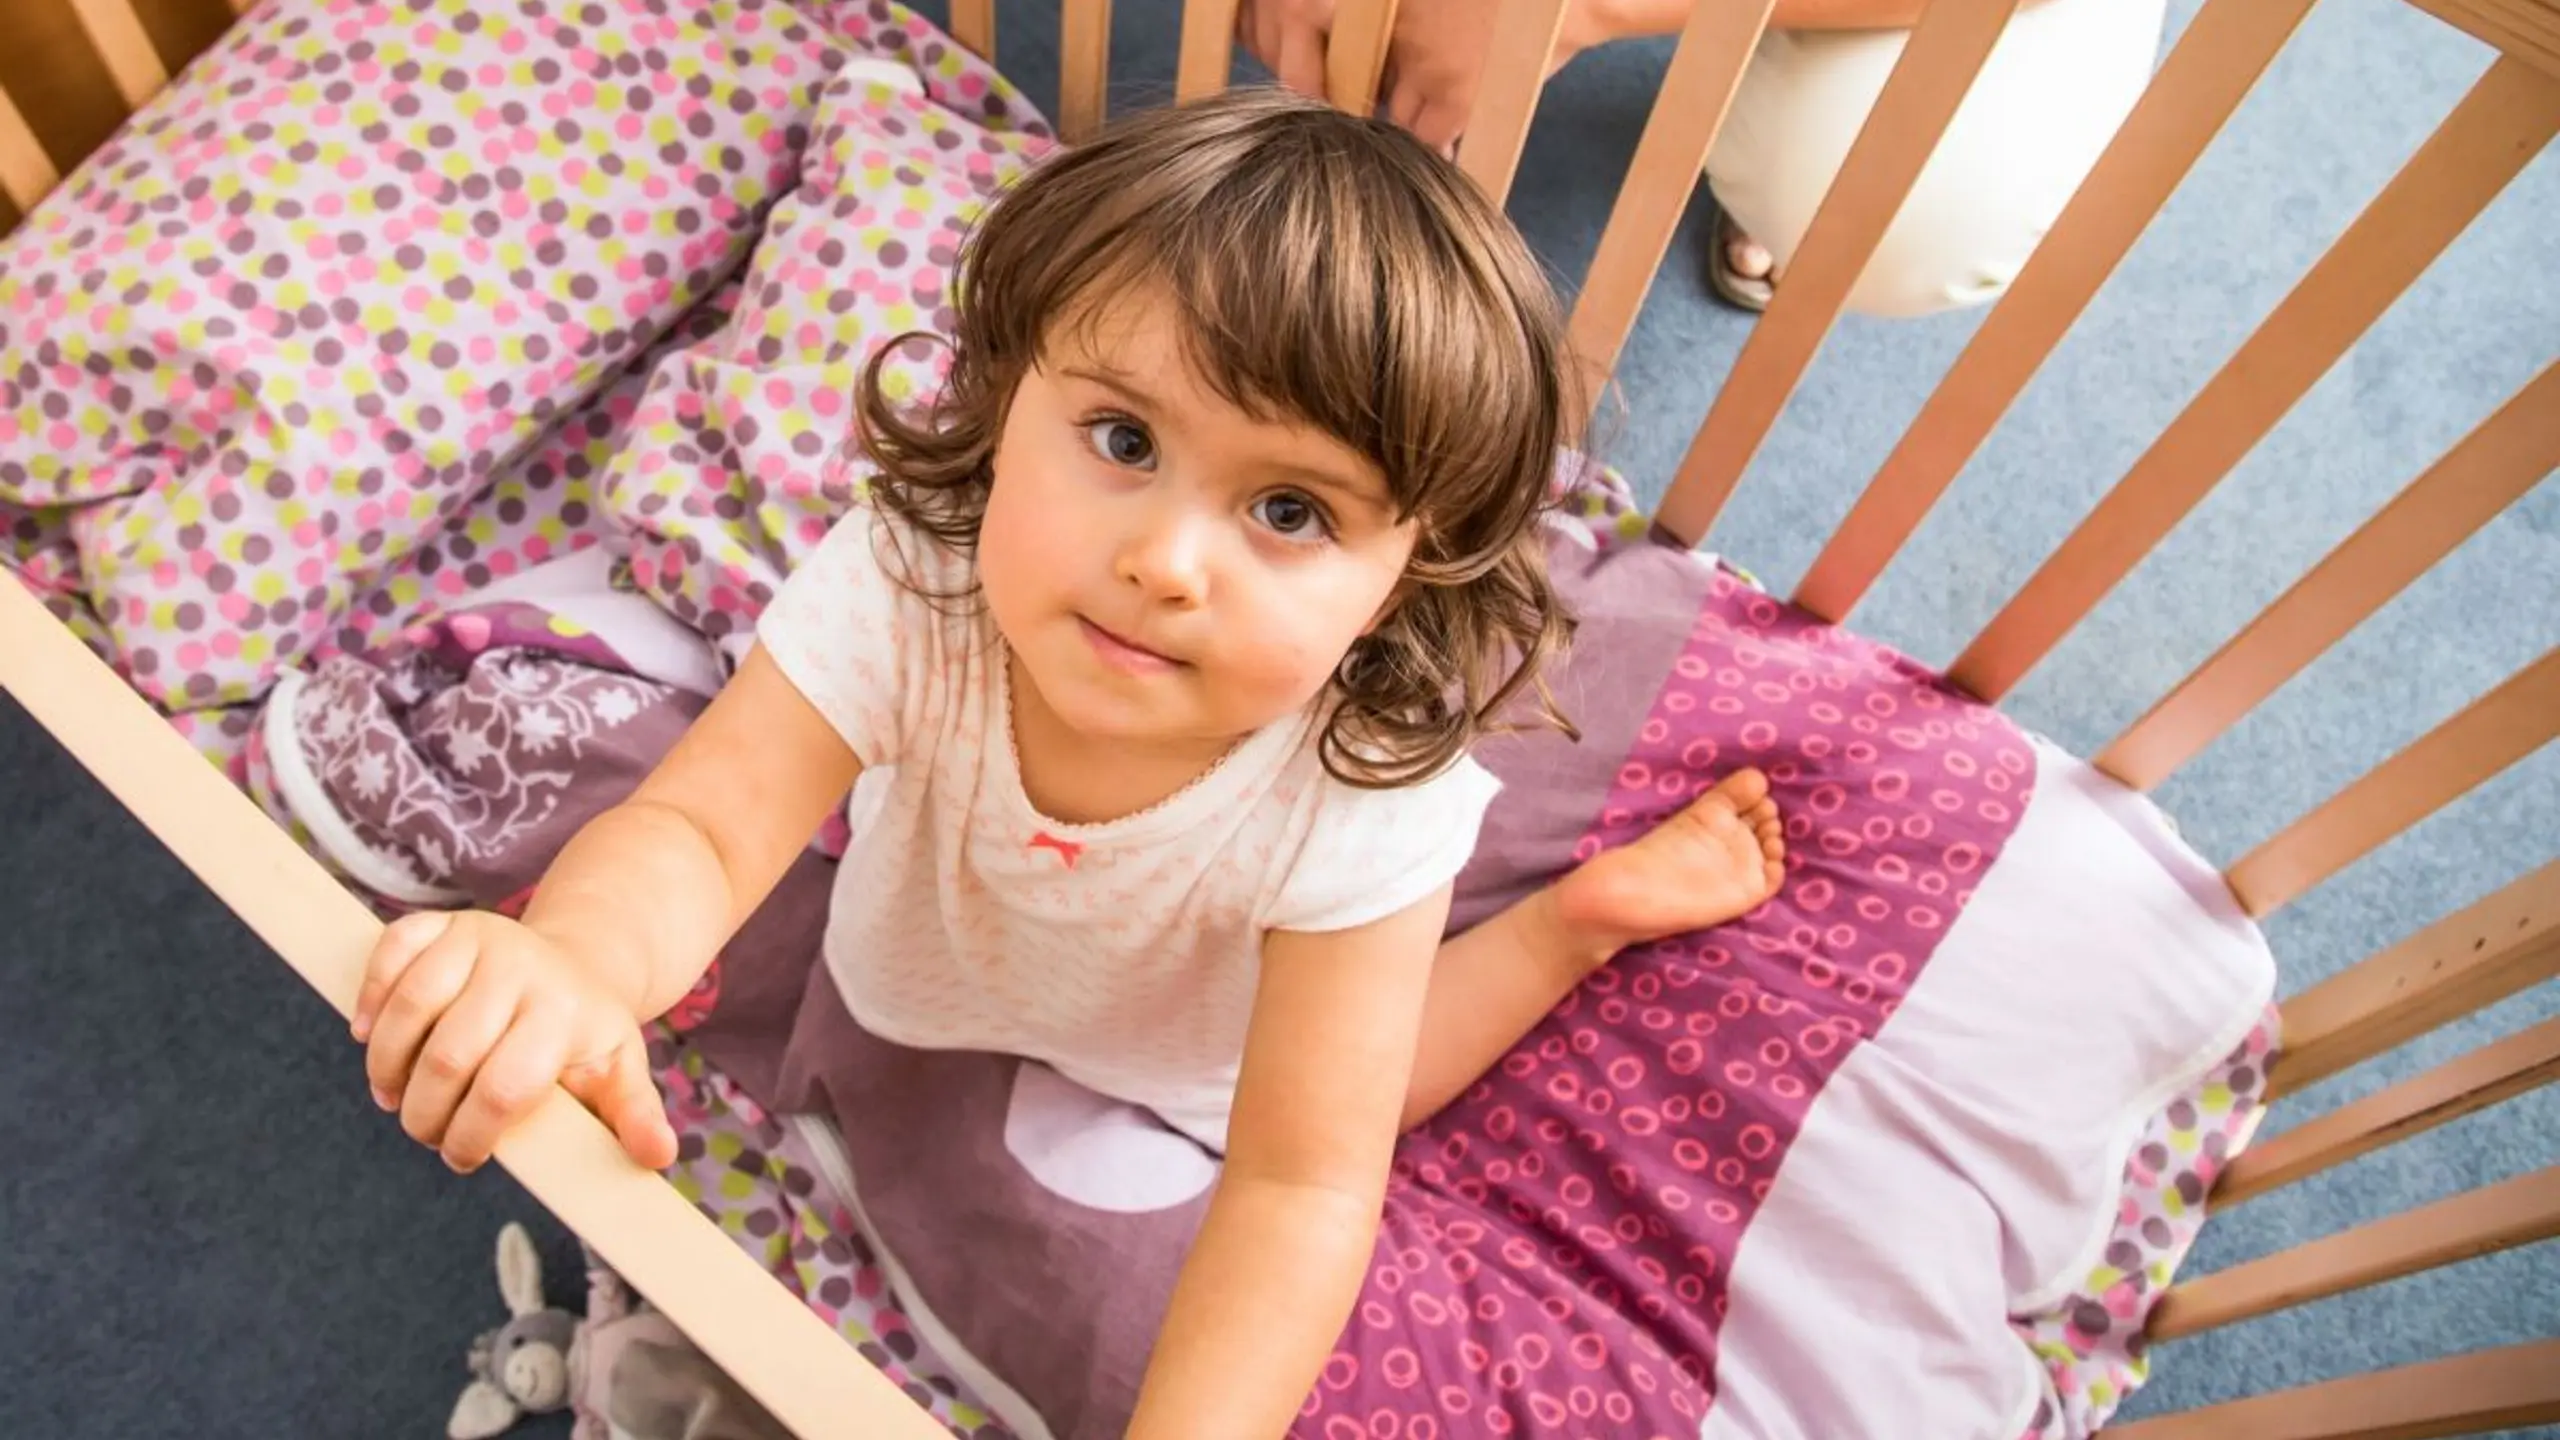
978 288 1418 760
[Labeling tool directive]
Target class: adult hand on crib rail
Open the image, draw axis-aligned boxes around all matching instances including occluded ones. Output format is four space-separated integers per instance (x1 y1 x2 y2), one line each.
351 910 678 1175
1237 0 1602 152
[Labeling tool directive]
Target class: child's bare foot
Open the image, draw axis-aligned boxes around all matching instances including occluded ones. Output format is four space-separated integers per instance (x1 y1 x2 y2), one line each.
1552 769 1786 968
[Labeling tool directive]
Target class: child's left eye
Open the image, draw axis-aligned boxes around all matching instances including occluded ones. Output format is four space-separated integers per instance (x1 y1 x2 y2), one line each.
1084 418 1157 470
1250 491 1331 541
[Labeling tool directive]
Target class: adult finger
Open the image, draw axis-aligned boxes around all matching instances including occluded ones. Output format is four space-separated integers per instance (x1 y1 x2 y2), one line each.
1276 23 1327 99
1386 69 1425 132
362 925 482 1107
439 1010 570 1174
1409 94 1469 156
563 1030 677 1171
398 967 526 1153
352 911 454 1042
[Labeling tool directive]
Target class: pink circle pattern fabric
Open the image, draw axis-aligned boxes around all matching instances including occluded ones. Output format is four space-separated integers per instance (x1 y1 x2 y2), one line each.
1302 567 2038 1437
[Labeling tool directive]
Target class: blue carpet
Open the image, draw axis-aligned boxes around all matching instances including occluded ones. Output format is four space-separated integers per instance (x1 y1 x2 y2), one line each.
2 0 2550 1432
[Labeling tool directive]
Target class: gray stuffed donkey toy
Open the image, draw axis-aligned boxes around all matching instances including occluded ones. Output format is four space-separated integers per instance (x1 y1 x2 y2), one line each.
448 1222 579 1439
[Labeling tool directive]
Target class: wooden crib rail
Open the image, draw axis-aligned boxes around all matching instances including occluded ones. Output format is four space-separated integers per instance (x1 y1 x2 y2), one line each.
1176 0 1240 101
952 0 997 64
1059 0 1113 141
8 3 2559 1438
1943 54 2560 704
65 0 171 109
2214 1014 2560 1207
2146 1166 2560 1342
2223 648 2558 919
1554 0 1775 419
2271 860 2560 1097
1647 0 2023 545
0 569 929 1440
0 86 58 217
2096 364 2560 793
2103 1339 2560 1440
1790 0 2320 624
1453 0 1572 205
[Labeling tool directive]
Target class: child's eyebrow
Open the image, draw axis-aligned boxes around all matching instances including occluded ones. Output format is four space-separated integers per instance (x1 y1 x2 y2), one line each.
1059 366 1159 413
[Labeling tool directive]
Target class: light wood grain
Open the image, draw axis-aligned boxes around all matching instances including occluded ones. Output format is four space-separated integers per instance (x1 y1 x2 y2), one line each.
1562 0 1776 416
1060 0 1114 143
0 583 949 1438
1651 0 2023 548
1456 0 1571 204
2225 648 2558 917
2401 0 2560 84
1792 0 2321 622
2098 363 2559 790
67 0 169 108
0 83 60 213
2148 1167 2559 1340
951 0 995 62
1326 0 1401 114
2104 1340 2560 1440
1947 56 2560 701
2217 1016 2560 1207
2273 860 2560 1097
1176 0 1239 100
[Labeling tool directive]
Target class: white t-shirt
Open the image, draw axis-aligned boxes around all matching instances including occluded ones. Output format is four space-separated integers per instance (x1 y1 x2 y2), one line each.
757 507 1502 1150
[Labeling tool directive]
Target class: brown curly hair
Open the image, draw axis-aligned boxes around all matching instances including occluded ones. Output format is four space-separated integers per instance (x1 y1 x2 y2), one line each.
856 87 1580 788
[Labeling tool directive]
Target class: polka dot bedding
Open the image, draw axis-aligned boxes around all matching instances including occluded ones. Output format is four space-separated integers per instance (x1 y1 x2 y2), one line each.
2 8 2277 1437
1 0 898 739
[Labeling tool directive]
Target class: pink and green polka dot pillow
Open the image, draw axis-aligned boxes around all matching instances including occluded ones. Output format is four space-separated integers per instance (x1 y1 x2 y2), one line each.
0 0 858 717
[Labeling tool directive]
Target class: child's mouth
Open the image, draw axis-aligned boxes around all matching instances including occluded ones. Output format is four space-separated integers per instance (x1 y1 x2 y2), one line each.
1078 616 1182 674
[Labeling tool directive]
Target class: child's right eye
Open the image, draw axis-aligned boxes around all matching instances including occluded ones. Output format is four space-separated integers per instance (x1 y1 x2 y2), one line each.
1083 417 1157 470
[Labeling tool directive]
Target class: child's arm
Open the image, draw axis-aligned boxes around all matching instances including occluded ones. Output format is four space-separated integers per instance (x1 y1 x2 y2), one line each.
1123 886 1453 1440
512 645 865 1016
352 645 862 1172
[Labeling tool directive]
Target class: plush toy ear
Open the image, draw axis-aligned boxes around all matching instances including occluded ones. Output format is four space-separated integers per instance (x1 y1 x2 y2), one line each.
496 1223 547 1319
448 1378 523 1440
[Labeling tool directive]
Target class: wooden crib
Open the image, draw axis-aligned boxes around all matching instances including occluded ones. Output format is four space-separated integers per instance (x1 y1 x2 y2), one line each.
1 0 2552 1435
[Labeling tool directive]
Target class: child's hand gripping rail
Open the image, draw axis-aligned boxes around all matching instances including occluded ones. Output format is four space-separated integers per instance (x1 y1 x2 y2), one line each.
0 576 944 1440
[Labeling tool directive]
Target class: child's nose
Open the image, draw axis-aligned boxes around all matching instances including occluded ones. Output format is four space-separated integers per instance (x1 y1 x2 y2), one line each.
1115 506 1212 606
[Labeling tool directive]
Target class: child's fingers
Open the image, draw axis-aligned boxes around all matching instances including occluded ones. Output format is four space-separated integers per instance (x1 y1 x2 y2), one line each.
395 969 527 1150
352 911 455 1042
562 1031 676 1171
361 924 483 1107
437 1011 571 1174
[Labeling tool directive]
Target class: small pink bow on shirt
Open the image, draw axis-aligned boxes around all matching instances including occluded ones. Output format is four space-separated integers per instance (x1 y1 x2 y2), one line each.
1027 831 1085 869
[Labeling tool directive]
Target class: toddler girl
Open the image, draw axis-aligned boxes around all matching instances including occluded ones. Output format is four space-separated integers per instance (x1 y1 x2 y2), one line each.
351 88 1783 1436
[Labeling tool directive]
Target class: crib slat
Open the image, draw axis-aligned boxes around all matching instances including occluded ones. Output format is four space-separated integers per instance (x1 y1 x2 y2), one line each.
1790 0 2320 623
1560 0 1774 416
1650 0 2023 549
2146 1166 2560 1342
1945 57 2560 702
67 0 169 109
1175 0 1237 100
1455 0 1570 205
2402 0 2560 84
1326 0 1401 115
2098 363 2560 790
2224 648 2559 917
0 589 948 1437
951 0 995 62
0 83 59 213
2103 1339 2560 1440
1059 0 1112 142
2216 1016 2560 1208
2273 860 2560 1097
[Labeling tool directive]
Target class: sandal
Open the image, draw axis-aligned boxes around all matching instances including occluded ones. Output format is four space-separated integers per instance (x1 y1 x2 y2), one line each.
1706 207 1774 314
